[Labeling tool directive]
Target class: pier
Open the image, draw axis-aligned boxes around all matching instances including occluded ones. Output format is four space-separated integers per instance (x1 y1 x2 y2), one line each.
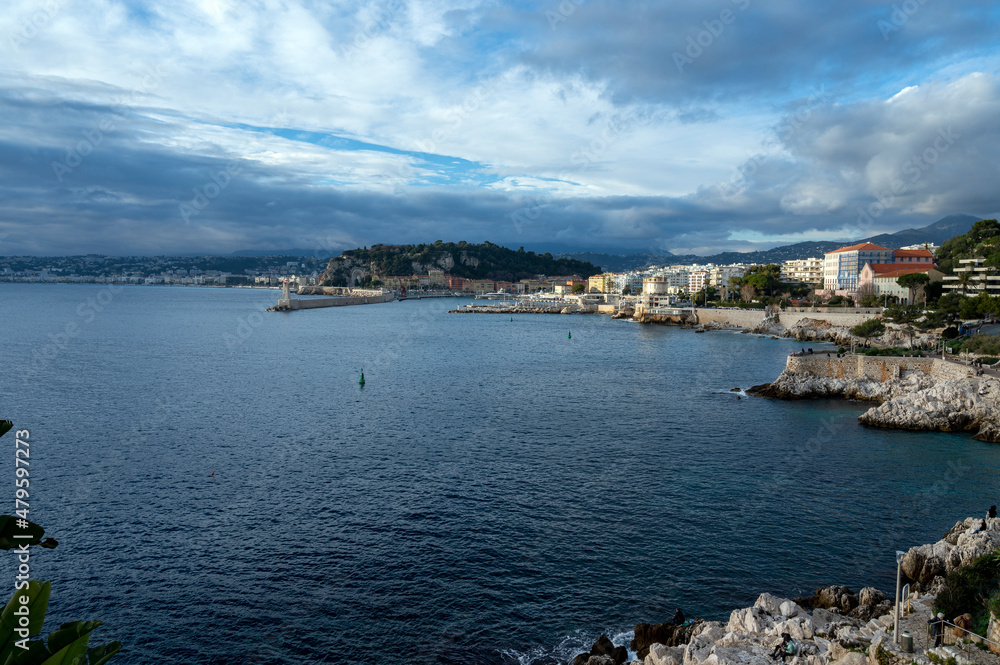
268 282 395 311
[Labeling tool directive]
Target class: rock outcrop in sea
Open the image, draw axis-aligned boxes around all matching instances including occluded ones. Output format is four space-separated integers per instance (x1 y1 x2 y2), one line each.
749 354 1000 442
858 378 1000 442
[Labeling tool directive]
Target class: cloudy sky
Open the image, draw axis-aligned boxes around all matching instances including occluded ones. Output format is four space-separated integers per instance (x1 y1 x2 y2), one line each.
2 0 999 256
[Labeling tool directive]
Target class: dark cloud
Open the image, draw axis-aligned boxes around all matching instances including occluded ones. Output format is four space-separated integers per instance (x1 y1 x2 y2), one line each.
469 0 1000 106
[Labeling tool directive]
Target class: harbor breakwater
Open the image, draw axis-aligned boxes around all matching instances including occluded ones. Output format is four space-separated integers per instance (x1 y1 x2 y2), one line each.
268 287 395 311
750 355 1000 442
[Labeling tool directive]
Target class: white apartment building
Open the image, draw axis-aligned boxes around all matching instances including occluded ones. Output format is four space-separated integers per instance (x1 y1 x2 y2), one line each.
941 258 1000 296
780 257 824 285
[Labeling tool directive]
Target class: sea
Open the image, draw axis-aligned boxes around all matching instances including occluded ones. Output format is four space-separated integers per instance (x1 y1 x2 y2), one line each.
2 283 998 665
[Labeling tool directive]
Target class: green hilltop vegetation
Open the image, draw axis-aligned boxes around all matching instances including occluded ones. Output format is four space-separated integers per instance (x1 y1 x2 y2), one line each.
320 241 602 286
935 218 1000 274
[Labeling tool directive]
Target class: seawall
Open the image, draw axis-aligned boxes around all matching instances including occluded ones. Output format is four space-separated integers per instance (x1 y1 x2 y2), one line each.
692 308 878 329
782 355 973 383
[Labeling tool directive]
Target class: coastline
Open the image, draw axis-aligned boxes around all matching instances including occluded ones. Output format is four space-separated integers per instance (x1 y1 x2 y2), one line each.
574 516 1000 665
749 354 1000 442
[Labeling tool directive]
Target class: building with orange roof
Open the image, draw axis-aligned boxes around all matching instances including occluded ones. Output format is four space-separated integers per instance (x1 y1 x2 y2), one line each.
823 243 894 291
858 263 944 304
823 241 937 294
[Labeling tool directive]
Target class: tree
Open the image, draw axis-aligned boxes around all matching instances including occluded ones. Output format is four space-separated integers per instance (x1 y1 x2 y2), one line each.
572 283 585 294
850 318 886 341
621 285 632 296
956 271 973 296
740 284 756 303
896 272 930 305
854 282 877 306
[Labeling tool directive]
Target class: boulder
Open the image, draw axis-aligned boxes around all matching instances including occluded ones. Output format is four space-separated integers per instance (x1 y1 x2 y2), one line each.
858 587 887 607
771 617 814 641
585 657 616 665
614 646 630 664
810 608 846 634
813 585 858 613
838 652 868 665
632 622 699 660
592 636 617 659
727 606 774 635
645 643 685 665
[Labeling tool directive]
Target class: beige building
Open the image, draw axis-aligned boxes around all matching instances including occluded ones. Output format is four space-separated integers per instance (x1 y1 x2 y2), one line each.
781 258 824 285
589 273 614 293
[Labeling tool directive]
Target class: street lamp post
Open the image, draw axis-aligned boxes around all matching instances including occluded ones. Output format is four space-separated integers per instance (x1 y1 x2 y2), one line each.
895 550 905 644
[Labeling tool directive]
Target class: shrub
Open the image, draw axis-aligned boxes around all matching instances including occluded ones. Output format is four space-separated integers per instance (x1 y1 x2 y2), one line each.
934 550 1000 627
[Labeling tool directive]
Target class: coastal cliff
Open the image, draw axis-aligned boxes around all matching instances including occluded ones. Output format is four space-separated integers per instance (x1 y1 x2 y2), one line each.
749 355 1000 442
578 516 998 665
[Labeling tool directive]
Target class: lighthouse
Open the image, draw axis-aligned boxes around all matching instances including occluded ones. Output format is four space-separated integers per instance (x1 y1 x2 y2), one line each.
279 279 292 309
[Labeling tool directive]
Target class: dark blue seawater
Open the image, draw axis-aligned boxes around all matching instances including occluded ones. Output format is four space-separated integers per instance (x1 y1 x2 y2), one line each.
2 284 998 665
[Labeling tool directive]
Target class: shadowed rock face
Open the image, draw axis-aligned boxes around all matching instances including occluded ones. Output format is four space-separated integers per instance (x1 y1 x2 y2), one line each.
631 622 700 660
573 634 629 665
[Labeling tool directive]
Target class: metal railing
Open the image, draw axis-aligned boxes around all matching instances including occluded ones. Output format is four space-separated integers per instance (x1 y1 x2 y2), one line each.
925 618 1000 662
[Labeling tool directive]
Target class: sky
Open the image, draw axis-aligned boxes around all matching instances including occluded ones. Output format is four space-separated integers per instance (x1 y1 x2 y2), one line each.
1 0 999 256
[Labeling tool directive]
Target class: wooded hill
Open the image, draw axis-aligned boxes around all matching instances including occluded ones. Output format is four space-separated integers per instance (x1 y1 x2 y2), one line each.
320 241 602 286
934 219 1000 274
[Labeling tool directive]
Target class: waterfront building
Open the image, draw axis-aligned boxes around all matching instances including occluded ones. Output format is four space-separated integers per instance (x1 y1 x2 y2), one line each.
858 264 944 304
823 243 895 292
687 269 709 293
780 258 823 285
588 273 614 293
709 264 748 288
941 258 1000 296
428 269 447 286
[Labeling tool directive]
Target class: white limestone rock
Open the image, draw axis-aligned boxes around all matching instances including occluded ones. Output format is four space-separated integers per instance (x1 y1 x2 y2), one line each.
837 652 868 665
646 643 685 665
858 378 1000 442
728 607 775 635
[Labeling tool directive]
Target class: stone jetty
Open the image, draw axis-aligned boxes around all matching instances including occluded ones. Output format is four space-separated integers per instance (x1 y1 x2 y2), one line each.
574 516 999 665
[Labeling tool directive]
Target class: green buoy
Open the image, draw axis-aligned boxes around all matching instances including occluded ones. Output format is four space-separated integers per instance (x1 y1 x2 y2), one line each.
568 331 572 339
359 371 365 386
510 316 513 322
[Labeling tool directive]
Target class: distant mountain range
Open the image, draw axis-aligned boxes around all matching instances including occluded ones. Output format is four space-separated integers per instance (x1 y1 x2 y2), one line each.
230 214 982 273
554 214 981 272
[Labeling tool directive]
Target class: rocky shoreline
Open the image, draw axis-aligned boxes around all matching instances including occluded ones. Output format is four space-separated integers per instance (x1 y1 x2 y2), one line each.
747 354 1000 443
570 516 1000 665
